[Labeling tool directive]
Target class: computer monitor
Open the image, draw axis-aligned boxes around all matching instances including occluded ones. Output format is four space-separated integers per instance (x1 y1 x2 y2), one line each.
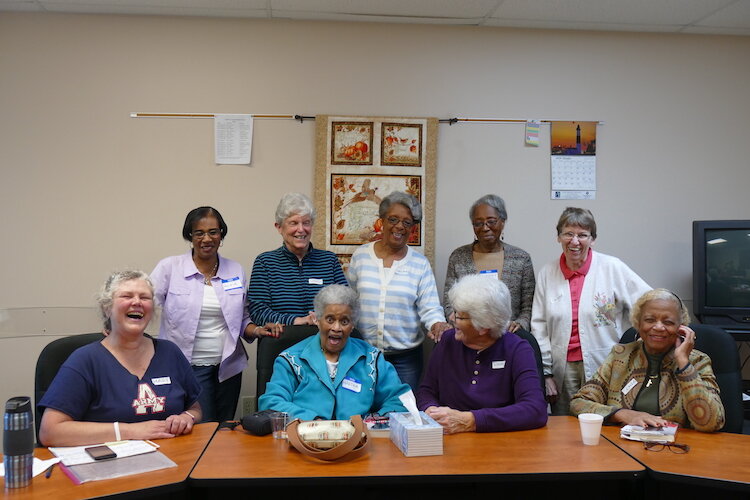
693 220 750 332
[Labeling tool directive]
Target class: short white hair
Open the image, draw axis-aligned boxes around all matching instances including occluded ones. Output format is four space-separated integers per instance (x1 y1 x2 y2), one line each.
275 192 315 225
313 285 359 322
448 274 512 338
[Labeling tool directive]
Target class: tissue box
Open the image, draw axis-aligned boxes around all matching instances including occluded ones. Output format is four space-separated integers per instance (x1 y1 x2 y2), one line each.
389 411 443 457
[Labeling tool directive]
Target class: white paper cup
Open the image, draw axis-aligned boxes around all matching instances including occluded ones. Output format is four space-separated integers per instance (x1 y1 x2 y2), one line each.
270 412 289 439
578 413 604 445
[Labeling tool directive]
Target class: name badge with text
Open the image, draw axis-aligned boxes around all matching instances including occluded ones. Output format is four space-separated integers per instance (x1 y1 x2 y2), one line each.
309 278 323 285
152 377 171 386
342 377 362 393
622 378 638 395
222 277 243 291
479 270 499 280
492 360 506 369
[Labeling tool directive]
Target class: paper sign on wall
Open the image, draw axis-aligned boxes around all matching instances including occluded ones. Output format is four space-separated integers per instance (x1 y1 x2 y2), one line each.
215 114 253 164
525 120 540 146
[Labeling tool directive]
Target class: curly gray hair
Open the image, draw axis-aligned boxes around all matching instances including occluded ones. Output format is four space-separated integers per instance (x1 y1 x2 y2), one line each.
313 284 359 323
97 270 154 331
469 194 507 221
630 288 690 327
275 192 316 225
378 191 422 222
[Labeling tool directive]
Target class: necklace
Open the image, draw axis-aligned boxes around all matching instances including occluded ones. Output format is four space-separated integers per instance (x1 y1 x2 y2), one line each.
322 348 339 379
203 260 218 285
645 375 659 388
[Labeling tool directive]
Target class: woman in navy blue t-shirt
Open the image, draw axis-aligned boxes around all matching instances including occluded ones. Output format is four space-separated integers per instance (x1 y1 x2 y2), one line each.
39 270 202 446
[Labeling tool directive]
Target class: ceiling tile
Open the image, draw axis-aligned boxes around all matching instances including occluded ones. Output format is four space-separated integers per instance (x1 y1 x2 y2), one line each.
39 0 267 6
483 18 684 33
271 0 499 18
37 0 269 17
692 0 750 28
3 0 749 36
273 10 484 24
683 25 750 35
0 1 41 11
491 0 737 25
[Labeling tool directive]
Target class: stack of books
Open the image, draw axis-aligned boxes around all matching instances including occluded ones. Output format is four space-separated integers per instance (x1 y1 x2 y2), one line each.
620 422 678 443
364 414 391 438
389 411 443 457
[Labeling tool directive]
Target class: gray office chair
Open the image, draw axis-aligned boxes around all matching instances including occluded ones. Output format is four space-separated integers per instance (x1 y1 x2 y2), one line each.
514 328 546 394
34 333 106 444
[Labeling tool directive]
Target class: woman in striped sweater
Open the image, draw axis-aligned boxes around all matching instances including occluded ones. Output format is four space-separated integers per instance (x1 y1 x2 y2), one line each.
347 191 450 391
248 193 348 332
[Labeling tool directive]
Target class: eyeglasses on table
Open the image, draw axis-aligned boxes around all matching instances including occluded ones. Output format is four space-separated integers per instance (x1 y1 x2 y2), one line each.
642 441 690 454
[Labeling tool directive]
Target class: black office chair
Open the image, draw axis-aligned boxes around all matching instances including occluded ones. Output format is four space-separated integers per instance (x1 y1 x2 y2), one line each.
255 325 362 398
513 328 546 394
34 332 105 444
619 324 744 433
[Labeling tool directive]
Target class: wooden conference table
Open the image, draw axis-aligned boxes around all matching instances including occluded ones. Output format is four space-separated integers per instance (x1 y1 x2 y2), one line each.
601 425 750 496
190 416 644 498
8 418 748 498
2 422 217 500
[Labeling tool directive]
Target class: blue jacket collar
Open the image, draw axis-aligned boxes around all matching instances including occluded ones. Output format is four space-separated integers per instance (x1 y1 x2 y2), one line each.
299 334 365 393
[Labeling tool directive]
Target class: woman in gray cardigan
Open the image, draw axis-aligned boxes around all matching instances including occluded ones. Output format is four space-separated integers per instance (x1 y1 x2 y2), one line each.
443 195 535 332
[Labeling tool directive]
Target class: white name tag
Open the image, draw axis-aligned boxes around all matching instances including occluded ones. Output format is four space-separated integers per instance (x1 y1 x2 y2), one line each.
308 278 323 285
479 269 499 280
492 360 506 369
622 378 638 395
222 277 243 291
342 377 362 393
151 377 171 386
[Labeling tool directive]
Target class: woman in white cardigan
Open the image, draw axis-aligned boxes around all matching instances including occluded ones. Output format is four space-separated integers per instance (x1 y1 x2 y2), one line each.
531 207 650 416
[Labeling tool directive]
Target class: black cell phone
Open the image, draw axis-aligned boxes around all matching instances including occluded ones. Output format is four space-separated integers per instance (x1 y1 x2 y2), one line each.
85 445 117 461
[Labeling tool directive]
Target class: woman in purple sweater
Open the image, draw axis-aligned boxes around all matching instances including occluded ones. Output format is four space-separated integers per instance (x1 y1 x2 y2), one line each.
417 275 547 433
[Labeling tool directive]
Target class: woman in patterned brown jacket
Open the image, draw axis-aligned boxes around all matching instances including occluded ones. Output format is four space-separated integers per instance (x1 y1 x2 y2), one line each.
570 289 724 432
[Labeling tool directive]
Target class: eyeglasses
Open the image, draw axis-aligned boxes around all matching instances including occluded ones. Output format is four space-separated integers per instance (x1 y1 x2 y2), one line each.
643 441 690 454
191 229 222 239
472 219 501 229
386 216 415 228
559 232 591 241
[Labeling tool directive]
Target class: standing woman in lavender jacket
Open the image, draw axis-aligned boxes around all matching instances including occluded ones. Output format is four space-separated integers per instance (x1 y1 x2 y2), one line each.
151 207 273 422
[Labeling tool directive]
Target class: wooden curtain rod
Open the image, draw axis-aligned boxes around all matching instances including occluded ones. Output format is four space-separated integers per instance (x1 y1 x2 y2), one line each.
129 112 312 120
129 113 603 125
444 118 604 125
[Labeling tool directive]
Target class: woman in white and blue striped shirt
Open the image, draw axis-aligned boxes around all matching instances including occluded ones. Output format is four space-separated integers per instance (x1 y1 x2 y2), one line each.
347 192 449 391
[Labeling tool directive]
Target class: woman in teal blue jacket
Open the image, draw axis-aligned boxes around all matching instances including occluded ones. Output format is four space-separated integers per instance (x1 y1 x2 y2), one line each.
259 285 411 420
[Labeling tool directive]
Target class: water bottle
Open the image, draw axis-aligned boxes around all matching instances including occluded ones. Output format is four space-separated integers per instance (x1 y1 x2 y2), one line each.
3 396 34 489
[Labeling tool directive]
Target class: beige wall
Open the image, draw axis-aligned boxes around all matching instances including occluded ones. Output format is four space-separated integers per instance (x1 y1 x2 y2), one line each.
1 13 749 436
